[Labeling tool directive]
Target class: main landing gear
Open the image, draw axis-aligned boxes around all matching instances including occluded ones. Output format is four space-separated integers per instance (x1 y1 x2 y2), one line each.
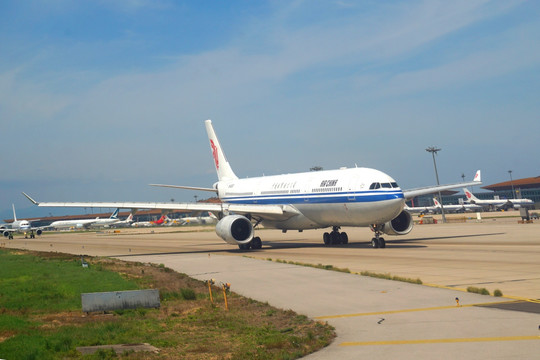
323 226 348 245
370 224 386 248
238 236 263 251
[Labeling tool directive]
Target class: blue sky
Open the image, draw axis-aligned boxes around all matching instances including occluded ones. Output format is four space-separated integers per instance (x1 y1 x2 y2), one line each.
1 0 539 219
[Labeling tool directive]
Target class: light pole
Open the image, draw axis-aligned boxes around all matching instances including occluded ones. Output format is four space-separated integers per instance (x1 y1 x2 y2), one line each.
508 170 515 199
426 146 446 223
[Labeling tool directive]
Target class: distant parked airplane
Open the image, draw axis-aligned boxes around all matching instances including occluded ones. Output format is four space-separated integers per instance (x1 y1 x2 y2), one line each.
131 214 168 227
2 204 43 239
177 212 218 225
432 198 483 213
49 210 128 230
463 188 533 211
23 120 482 250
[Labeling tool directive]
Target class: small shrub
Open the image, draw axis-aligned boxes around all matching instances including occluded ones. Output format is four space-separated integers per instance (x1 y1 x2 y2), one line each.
493 289 503 297
467 286 490 295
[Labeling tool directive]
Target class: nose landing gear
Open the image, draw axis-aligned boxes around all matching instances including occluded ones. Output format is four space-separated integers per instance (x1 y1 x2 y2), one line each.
370 224 386 248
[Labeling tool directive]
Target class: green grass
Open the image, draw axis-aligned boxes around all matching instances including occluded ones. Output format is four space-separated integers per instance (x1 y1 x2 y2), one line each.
0 249 334 359
0 251 138 312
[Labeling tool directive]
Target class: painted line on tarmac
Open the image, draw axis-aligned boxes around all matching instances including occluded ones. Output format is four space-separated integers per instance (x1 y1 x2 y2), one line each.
340 335 540 347
314 300 516 320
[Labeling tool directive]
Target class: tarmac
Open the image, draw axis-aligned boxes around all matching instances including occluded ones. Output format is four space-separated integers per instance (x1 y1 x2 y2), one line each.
3 212 540 359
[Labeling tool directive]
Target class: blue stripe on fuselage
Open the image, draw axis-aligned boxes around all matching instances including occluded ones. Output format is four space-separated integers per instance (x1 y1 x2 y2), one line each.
222 191 404 205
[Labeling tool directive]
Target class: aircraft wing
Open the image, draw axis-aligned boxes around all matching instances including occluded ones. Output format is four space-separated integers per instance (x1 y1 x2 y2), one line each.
22 193 300 222
403 180 481 200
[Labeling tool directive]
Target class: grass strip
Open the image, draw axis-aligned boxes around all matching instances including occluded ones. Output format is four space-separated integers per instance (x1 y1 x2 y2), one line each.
0 249 334 359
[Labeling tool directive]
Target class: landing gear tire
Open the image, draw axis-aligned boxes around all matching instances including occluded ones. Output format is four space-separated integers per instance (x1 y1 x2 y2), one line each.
323 226 349 246
251 237 262 250
238 243 251 251
379 238 386 248
330 231 341 245
371 238 379 248
323 232 331 245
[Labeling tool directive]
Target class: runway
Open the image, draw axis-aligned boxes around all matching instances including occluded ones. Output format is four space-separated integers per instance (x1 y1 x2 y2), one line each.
3 218 540 359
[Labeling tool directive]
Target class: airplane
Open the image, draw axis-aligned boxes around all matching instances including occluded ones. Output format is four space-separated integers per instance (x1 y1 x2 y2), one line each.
49 217 97 230
110 213 134 227
2 204 43 239
49 210 130 230
463 188 534 211
89 208 121 227
432 198 483 213
404 203 438 215
177 212 218 226
23 120 482 250
131 214 168 227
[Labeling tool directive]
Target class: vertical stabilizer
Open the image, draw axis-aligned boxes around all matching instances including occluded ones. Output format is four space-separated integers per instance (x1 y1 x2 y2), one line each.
110 208 119 219
205 120 238 181
463 188 479 202
12 204 17 221
473 170 481 182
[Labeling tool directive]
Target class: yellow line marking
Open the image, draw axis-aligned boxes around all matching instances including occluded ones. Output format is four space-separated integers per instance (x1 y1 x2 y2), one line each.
340 335 540 346
315 300 521 319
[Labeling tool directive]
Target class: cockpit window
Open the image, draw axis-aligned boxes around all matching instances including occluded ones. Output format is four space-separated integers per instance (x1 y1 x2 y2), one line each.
369 182 381 189
381 183 392 188
391 182 399 188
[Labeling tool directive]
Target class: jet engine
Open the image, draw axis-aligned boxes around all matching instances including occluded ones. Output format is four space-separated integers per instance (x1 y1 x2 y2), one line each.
381 210 413 236
3 230 10 238
215 215 254 245
36 229 43 236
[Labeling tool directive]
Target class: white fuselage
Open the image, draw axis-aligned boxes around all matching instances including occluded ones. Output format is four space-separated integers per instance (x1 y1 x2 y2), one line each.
8 220 32 232
50 219 96 229
217 167 405 230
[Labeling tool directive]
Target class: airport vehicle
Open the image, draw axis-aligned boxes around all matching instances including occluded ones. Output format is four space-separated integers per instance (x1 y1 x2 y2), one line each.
463 188 533 211
432 198 483 213
23 120 481 250
2 204 43 239
178 212 218 225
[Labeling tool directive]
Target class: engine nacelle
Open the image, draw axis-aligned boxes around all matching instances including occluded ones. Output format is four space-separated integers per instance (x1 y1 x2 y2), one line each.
215 215 254 245
36 229 42 236
381 210 413 236
3 230 10 238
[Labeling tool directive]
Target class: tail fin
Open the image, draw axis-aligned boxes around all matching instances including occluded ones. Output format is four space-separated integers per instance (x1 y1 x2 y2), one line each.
110 208 119 219
463 188 478 202
433 198 441 207
205 120 238 181
473 170 481 182
12 204 17 221
126 213 133 222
